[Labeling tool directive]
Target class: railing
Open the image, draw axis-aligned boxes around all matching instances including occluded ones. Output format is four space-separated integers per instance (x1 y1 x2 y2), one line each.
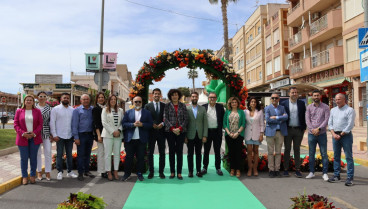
288 2 300 15
246 53 262 64
289 31 302 47
290 60 304 74
310 14 328 36
311 49 329 68
272 12 279 21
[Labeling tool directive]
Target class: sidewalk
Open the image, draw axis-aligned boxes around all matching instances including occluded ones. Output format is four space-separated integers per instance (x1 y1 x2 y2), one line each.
300 126 368 165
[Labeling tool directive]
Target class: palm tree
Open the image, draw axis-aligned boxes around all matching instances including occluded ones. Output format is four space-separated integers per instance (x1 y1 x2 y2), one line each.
188 69 198 91
209 0 238 61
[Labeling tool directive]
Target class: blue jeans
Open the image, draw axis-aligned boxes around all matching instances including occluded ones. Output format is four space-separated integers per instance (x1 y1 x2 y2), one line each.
308 133 328 174
333 132 354 179
77 132 94 174
56 137 74 173
18 138 40 177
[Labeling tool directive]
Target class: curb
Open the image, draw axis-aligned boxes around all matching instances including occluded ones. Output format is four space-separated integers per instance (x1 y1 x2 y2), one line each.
0 146 98 195
0 146 18 157
300 145 368 167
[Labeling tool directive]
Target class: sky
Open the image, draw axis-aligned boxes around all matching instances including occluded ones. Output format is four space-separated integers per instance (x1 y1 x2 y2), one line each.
0 0 287 96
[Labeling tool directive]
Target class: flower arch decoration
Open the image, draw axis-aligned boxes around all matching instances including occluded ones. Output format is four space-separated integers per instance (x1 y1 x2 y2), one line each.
129 49 248 109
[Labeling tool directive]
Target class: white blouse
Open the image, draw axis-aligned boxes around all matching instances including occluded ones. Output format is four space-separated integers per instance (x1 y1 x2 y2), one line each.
25 109 33 132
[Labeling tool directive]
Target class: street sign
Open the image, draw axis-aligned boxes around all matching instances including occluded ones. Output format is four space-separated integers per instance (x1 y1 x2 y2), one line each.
360 48 368 82
1 97 6 103
94 72 110 86
103 52 118 72
358 28 368 48
85 53 100 72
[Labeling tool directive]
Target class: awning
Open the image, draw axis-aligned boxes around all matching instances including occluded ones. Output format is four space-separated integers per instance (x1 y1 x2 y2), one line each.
315 78 348 88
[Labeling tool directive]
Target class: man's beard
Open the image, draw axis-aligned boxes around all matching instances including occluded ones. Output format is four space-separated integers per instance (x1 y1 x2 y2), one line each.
62 101 69 105
313 99 320 103
192 100 198 105
135 106 142 110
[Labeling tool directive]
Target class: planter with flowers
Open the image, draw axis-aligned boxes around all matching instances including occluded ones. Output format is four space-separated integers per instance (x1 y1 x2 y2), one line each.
57 192 107 209
290 192 338 209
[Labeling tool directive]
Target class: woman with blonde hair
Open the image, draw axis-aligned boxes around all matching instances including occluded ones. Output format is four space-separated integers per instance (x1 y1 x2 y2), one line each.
14 95 43 185
223 97 246 177
101 95 124 180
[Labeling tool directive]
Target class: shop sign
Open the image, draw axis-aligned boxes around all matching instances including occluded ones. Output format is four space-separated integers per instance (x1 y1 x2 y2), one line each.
301 67 343 83
270 78 290 89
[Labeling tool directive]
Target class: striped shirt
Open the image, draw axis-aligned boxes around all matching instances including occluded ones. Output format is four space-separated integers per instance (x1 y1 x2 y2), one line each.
112 109 119 127
305 102 330 134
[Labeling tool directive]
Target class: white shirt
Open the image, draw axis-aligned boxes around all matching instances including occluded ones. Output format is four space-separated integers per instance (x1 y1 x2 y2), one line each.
288 100 299 127
25 109 33 132
132 109 142 140
207 105 217 128
50 104 74 139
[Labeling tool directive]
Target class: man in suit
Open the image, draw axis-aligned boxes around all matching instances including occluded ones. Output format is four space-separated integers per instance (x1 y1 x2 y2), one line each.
265 93 288 178
280 87 306 178
144 88 166 179
121 96 153 181
185 92 208 178
201 92 225 176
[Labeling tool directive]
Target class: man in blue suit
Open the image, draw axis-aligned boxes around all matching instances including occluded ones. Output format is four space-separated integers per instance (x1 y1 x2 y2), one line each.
280 87 306 178
121 96 153 181
265 93 288 178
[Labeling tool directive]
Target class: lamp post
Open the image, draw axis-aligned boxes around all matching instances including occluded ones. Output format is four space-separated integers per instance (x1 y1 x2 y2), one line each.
98 0 105 92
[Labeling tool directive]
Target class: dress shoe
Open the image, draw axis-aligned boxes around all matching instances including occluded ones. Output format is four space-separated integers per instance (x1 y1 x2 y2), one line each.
137 175 144 181
30 176 36 184
188 172 194 178
201 168 207 175
148 173 154 179
216 169 223 176
269 171 275 178
120 175 130 182
101 172 108 178
196 172 203 178
84 172 95 178
236 170 241 178
169 173 175 179
159 173 166 179
22 177 28 185
177 174 183 180
78 174 84 181
274 171 281 177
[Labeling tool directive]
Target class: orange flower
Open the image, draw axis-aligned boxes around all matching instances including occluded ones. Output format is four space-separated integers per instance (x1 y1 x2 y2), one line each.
179 62 187 68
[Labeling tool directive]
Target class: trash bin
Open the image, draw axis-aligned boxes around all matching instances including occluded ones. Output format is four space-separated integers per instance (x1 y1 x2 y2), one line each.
1 116 9 124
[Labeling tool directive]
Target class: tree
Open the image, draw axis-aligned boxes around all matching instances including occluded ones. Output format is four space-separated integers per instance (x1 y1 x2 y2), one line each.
209 0 238 61
178 87 191 98
187 69 198 91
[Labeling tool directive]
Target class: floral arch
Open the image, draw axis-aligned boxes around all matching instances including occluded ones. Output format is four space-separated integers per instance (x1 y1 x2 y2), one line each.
129 49 248 109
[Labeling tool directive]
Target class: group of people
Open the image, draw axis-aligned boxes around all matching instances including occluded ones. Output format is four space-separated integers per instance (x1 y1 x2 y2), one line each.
13 86 356 186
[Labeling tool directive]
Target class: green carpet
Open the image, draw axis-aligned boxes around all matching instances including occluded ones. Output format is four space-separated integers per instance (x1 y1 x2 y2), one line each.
123 154 265 209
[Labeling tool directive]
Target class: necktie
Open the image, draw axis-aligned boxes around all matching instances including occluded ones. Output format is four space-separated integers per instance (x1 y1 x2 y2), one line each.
155 102 159 115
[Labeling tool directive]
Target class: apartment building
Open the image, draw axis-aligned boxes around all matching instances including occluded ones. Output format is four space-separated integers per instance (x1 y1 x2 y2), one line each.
71 64 132 103
264 7 290 95
232 27 245 81
244 4 289 92
215 38 233 64
288 0 346 107
341 0 365 126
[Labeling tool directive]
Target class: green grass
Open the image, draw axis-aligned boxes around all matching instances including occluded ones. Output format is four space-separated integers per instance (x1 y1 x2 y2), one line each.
0 129 16 150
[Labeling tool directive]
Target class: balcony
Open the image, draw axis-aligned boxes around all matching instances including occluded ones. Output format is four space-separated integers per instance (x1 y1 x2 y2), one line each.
287 0 304 27
304 0 338 14
288 27 309 52
289 46 343 79
309 9 342 44
289 31 301 48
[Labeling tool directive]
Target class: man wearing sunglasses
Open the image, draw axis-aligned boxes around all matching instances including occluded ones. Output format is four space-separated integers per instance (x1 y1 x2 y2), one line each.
121 96 153 181
265 93 288 178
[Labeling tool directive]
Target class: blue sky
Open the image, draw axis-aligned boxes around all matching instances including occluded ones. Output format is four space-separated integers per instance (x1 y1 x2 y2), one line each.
0 0 286 96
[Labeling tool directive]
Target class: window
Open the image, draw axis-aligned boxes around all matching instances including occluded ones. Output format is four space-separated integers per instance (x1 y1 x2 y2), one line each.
344 0 364 21
249 34 253 42
346 36 359 62
256 66 262 80
247 72 251 84
256 43 261 57
273 28 280 45
236 47 239 55
258 26 261 35
266 61 272 76
266 35 271 49
240 38 244 49
274 56 281 72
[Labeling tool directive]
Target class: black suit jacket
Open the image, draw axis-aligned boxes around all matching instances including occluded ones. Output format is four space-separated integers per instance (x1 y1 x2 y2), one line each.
280 99 306 131
202 103 225 136
92 105 103 141
144 101 165 134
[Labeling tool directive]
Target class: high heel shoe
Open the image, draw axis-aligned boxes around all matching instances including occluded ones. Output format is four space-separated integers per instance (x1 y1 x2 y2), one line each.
113 171 119 180
45 172 51 181
236 170 241 177
37 173 43 181
30 176 36 184
247 169 252 177
22 177 28 185
253 167 259 176
230 169 235 176
107 171 113 181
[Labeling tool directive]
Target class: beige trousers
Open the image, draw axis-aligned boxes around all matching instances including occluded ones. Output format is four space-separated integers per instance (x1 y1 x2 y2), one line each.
266 131 284 171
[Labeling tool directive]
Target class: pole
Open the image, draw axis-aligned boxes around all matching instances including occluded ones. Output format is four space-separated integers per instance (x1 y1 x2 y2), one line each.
365 0 368 148
98 0 105 92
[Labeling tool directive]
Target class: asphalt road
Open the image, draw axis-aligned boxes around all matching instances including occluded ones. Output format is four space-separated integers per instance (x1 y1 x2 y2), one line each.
0 137 366 209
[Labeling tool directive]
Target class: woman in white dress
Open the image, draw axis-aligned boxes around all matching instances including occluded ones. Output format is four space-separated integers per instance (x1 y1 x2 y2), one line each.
244 97 264 177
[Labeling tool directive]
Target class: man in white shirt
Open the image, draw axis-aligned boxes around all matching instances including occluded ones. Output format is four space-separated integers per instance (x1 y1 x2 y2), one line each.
50 93 78 180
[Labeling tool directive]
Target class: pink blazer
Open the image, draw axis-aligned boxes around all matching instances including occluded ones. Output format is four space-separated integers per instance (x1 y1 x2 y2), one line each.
244 109 264 141
14 108 43 146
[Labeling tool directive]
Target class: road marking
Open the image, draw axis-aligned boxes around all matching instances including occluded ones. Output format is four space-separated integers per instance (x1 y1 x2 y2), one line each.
78 177 100 193
330 196 358 209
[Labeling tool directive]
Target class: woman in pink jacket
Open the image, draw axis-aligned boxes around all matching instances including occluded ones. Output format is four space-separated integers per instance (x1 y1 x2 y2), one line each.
244 97 264 177
14 95 43 185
